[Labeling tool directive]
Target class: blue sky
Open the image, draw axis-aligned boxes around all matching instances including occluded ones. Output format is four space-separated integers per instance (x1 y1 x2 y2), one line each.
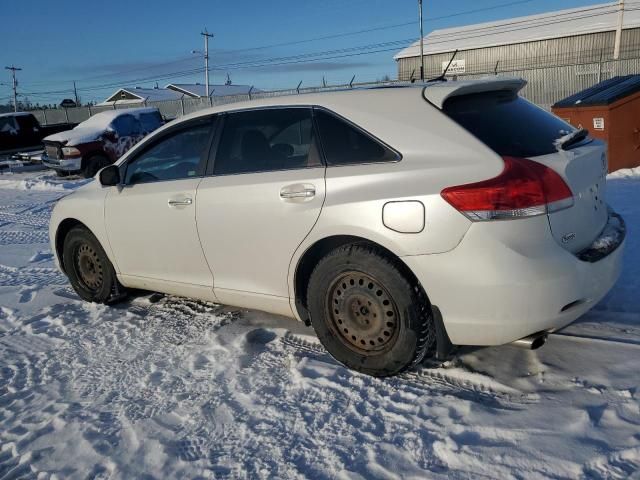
2 0 606 105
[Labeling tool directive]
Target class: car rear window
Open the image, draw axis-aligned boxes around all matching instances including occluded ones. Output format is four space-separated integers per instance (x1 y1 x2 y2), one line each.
138 111 163 132
443 91 574 157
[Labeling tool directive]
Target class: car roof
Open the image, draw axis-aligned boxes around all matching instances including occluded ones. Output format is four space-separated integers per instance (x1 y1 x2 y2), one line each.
174 76 526 124
0 112 32 118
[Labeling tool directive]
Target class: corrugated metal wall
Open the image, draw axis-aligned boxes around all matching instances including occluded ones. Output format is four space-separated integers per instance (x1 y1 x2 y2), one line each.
458 57 640 110
396 28 640 109
397 29 640 79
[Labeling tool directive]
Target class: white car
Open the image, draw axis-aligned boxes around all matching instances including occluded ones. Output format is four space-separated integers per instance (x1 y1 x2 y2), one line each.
49 78 625 377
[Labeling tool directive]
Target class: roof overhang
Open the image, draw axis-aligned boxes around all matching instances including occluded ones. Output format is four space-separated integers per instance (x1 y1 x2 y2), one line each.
164 84 199 97
104 88 146 103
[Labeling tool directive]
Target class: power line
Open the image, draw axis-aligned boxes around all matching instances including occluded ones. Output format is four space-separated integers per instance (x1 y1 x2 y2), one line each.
19 0 536 90
21 4 633 99
219 0 537 54
21 55 199 87
205 8 624 71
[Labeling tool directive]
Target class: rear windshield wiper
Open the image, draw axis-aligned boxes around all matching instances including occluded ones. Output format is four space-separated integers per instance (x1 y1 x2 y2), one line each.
556 128 590 150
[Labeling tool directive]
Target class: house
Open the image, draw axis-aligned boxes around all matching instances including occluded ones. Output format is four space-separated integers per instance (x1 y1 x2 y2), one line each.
97 87 185 106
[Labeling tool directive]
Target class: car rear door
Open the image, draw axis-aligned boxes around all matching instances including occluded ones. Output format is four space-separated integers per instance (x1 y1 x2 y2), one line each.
195 107 325 312
104 116 216 294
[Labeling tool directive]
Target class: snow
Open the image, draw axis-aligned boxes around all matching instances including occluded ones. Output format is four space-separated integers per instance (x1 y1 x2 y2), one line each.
0 170 89 191
0 169 639 478
395 2 640 59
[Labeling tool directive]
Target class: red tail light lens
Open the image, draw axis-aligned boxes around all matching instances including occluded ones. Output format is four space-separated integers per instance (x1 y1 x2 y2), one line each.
441 156 574 221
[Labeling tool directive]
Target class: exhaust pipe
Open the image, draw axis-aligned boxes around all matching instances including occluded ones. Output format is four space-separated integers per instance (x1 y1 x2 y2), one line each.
511 332 548 350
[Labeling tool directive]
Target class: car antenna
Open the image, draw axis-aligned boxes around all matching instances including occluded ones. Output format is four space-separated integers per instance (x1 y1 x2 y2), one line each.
427 49 458 83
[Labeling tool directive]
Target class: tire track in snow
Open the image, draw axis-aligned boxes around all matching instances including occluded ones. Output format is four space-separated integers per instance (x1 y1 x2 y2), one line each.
0 442 42 480
0 230 49 246
0 210 51 229
0 264 67 287
280 332 536 406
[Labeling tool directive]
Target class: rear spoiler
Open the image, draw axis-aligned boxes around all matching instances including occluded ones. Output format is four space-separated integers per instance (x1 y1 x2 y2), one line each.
423 77 527 109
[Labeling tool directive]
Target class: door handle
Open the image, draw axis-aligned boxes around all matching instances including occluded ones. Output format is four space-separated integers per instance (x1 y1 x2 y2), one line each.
168 198 193 207
279 187 315 199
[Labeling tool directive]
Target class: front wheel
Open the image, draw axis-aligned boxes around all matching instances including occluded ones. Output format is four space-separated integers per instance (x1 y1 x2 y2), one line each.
307 244 435 377
82 155 110 178
62 226 123 303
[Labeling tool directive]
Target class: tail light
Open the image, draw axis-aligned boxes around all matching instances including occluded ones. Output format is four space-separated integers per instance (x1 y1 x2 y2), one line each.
441 156 574 221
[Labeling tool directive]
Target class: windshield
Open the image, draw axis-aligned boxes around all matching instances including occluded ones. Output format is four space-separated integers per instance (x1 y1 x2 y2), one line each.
443 91 575 157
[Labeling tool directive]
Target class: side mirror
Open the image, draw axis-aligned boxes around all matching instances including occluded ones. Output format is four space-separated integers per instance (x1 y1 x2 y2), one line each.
99 164 120 186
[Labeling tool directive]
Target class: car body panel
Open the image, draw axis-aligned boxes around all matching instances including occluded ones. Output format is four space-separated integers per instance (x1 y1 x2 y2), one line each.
197 167 326 309
49 181 115 271
532 142 609 253
104 178 214 290
403 209 624 345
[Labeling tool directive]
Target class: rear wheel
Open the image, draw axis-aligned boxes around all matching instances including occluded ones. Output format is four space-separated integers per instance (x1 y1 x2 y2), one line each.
307 244 435 377
82 154 110 178
62 226 124 303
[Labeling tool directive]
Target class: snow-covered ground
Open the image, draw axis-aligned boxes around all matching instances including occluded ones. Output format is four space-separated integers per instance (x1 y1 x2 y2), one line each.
0 169 639 479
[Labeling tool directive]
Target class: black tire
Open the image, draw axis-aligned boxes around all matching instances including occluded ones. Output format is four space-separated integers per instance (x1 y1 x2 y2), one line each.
62 226 122 303
307 244 435 377
82 154 110 179
55 169 71 177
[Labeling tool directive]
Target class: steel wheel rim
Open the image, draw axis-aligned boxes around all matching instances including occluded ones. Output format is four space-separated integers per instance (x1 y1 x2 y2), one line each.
326 271 399 355
75 243 104 291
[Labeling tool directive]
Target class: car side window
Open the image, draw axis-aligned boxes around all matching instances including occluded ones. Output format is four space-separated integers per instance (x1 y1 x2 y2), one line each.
111 114 141 137
124 120 213 185
0 116 18 134
314 109 399 165
138 111 163 133
16 115 38 132
213 108 321 175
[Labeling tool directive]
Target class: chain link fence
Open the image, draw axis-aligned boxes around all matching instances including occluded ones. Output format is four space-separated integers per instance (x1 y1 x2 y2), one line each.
27 56 640 125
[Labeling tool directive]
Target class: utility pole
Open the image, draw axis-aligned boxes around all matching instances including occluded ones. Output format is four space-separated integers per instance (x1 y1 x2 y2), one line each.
614 0 625 60
418 0 425 81
5 65 21 112
201 29 214 98
73 81 79 106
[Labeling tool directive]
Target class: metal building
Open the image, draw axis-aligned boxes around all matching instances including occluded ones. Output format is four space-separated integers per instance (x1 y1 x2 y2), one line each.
394 2 640 108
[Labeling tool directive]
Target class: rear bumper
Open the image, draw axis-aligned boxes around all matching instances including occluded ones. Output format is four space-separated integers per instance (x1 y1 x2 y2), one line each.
42 154 81 172
402 208 625 346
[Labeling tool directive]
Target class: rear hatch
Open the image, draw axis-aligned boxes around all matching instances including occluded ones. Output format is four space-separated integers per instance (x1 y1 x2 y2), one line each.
438 85 608 253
